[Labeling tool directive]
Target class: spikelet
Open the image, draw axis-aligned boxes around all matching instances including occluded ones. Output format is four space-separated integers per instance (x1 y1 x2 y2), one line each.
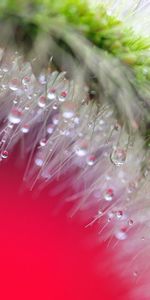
0 1 150 299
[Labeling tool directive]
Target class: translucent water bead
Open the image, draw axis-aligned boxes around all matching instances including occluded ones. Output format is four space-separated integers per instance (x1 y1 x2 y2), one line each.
47 124 54 135
38 73 47 85
58 91 67 102
38 95 47 108
62 101 76 119
35 157 44 167
21 124 30 133
116 210 124 220
8 108 23 124
9 78 20 91
52 113 60 125
22 76 31 86
39 139 46 147
115 230 127 241
110 147 127 166
47 88 56 100
86 154 97 166
1 150 8 159
74 140 89 157
104 188 114 201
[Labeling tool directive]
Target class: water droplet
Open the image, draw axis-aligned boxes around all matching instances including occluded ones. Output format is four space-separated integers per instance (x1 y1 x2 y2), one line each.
104 188 114 201
52 114 60 125
58 91 67 102
35 157 44 167
110 147 127 166
39 139 46 147
1 138 6 144
8 108 23 124
21 124 30 133
1 150 8 159
74 117 80 125
22 76 31 86
9 78 20 91
74 140 88 157
38 73 47 85
47 124 54 135
116 210 123 220
13 99 18 105
8 123 14 129
128 219 134 226
38 95 46 108
86 154 97 166
62 101 76 119
53 103 58 110
47 88 56 100
115 230 127 240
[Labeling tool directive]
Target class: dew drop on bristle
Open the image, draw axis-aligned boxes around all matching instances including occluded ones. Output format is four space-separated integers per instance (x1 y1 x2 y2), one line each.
86 154 96 166
8 108 23 124
25 105 30 111
38 95 46 108
47 88 56 100
13 99 18 105
58 91 67 102
53 103 58 110
52 114 60 125
110 147 127 166
47 124 54 135
62 102 76 119
9 78 20 91
8 123 14 129
104 188 114 201
116 210 123 220
22 76 31 86
128 219 134 226
38 73 47 85
1 150 8 159
115 230 127 241
74 140 88 157
35 157 44 167
21 124 30 133
39 139 46 147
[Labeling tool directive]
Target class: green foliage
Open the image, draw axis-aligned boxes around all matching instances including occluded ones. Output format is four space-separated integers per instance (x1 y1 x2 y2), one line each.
0 0 150 85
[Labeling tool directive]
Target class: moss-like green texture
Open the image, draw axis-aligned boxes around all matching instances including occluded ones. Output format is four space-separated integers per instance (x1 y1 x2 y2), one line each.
0 0 150 84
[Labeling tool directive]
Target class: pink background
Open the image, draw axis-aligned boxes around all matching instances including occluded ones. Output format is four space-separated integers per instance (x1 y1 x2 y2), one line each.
0 158 131 300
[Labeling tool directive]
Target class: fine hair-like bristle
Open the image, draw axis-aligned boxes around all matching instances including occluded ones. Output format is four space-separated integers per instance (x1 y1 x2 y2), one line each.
0 1 150 299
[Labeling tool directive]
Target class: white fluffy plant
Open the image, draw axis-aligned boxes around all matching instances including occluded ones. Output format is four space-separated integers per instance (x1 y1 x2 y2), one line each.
92 0 150 35
0 1 150 298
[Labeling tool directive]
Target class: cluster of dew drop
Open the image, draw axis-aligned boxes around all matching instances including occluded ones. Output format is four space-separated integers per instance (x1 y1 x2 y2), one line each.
0 48 150 279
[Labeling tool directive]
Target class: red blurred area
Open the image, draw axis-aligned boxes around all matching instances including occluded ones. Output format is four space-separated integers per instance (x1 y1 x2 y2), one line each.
0 158 131 300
